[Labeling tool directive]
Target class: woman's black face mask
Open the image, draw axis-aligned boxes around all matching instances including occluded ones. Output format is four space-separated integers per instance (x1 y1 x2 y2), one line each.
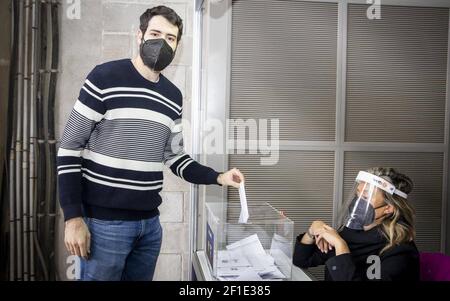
140 37 175 72
346 197 387 230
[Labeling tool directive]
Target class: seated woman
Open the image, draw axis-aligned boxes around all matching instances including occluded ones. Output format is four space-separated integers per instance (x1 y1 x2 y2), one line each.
293 167 419 281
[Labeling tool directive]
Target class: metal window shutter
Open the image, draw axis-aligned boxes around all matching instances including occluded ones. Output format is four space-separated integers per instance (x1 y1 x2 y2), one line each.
230 0 338 141
343 152 443 252
227 151 334 281
346 4 449 143
227 151 335 242
228 0 338 281
226 0 447 279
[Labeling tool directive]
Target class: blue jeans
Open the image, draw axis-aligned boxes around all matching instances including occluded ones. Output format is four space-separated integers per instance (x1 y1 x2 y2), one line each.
79 215 162 281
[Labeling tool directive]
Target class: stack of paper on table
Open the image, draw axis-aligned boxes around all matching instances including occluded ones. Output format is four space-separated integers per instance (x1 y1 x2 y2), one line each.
216 234 288 281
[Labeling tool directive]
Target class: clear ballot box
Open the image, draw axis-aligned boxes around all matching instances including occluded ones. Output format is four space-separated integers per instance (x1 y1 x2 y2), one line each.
205 202 294 281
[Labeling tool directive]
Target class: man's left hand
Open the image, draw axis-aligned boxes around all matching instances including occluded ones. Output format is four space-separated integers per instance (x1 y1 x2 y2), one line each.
217 168 245 188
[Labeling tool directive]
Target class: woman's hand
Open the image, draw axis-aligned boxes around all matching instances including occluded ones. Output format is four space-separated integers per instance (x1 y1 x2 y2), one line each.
310 221 332 253
301 221 333 253
316 225 350 256
309 221 327 236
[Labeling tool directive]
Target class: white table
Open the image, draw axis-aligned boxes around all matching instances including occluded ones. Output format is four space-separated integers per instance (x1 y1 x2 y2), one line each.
193 250 316 281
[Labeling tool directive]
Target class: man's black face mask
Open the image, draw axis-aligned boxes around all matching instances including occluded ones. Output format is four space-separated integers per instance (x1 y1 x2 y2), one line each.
140 37 175 72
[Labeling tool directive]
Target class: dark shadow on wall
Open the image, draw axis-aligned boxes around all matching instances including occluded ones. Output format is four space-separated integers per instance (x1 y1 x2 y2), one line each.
0 0 12 281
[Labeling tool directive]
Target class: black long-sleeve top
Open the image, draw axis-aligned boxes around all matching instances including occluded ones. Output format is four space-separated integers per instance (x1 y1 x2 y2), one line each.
293 226 420 281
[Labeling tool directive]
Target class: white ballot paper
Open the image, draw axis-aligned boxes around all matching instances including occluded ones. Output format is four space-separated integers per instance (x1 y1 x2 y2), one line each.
216 234 287 281
226 234 266 256
234 268 263 281
217 268 263 281
217 250 251 268
238 183 249 223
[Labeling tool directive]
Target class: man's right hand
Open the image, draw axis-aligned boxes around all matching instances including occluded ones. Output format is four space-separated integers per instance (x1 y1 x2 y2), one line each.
64 217 91 259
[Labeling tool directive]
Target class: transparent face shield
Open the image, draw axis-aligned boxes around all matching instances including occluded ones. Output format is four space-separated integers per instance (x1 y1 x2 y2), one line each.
339 171 408 230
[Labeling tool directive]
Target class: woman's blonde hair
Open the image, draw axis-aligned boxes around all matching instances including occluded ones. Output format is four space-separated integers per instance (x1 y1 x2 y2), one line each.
366 167 416 254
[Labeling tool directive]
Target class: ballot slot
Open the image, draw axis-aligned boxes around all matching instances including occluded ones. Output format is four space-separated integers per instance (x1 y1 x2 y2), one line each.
205 202 294 281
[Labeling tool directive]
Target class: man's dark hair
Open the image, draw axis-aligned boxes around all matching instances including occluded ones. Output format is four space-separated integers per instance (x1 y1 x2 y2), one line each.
140 6 183 42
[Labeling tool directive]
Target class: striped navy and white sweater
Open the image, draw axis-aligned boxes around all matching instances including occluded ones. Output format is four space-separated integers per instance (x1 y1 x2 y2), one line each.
57 59 221 221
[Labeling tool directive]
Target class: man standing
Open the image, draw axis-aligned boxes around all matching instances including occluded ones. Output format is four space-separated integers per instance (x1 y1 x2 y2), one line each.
57 6 244 281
